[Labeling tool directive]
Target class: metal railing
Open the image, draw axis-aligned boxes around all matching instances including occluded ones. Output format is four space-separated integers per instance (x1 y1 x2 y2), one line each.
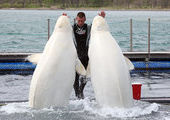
47 18 152 56
48 19 50 40
130 19 133 52
129 18 151 60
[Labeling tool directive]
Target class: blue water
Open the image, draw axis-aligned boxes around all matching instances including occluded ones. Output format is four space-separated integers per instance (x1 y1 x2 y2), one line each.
0 10 170 52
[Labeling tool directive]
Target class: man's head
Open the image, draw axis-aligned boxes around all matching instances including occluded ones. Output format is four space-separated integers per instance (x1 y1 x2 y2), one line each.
76 12 86 27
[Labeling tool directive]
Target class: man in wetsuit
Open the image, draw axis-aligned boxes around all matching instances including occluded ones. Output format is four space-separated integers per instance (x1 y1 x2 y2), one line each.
73 12 90 99
73 11 106 99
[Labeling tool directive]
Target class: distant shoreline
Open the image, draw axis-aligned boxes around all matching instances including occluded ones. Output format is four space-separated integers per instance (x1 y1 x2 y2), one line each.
0 7 170 11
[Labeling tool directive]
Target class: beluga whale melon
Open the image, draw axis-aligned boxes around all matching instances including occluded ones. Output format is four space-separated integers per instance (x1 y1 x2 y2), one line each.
88 15 133 108
28 16 86 109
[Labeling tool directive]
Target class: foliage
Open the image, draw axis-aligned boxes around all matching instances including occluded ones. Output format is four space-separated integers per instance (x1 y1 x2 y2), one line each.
0 0 169 9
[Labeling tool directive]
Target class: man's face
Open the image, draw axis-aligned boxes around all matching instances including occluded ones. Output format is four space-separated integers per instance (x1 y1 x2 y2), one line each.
76 16 86 27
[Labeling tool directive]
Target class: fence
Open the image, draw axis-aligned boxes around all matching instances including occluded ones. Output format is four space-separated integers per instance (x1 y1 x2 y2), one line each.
129 18 151 60
1 16 170 74
1 16 170 53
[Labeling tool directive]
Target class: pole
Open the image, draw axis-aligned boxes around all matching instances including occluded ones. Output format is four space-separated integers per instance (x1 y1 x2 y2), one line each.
146 18 151 73
48 19 50 40
130 19 133 52
148 18 150 60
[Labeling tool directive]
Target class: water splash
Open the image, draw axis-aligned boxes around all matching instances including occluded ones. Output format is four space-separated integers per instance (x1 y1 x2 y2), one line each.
0 98 161 119
0 102 30 114
69 98 160 118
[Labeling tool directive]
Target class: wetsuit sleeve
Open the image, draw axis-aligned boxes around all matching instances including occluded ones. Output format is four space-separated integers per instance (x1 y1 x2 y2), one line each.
86 24 92 47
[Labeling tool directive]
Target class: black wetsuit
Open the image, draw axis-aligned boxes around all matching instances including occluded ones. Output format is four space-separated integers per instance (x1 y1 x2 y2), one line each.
73 23 90 99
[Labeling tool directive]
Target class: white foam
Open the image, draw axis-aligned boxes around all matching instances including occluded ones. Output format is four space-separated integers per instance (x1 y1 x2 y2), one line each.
70 98 160 118
165 117 170 120
0 102 55 114
0 99 160 119
88 103 159 118
0 102 30 114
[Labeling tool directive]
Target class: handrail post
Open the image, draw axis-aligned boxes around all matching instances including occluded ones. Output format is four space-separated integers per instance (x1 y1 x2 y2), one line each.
148 18 151 60
130 19 133 52
48 19 50 40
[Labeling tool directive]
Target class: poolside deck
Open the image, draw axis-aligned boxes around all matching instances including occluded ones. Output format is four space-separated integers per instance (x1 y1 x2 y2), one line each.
1 51 170 61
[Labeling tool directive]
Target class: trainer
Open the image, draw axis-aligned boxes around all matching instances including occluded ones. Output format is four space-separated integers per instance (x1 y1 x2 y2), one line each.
63 11 106 99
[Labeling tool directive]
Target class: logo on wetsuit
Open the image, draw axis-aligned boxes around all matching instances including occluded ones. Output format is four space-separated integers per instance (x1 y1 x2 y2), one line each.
75 27 86 35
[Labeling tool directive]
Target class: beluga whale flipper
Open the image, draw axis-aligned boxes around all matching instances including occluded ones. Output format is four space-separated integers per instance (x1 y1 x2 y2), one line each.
28 16 84 109
88 16 133 108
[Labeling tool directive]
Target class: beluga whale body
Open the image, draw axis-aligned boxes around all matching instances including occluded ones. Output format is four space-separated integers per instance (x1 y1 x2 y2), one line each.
88 16 133 108
28 16 86 109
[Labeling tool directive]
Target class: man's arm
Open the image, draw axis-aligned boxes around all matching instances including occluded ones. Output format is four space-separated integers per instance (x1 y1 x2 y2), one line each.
72 24 77 47
86 24 91 47
62 13 67 16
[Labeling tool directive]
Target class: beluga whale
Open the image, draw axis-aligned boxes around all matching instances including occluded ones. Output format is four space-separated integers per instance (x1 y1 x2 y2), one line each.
28 16 86 109
88 16 133 108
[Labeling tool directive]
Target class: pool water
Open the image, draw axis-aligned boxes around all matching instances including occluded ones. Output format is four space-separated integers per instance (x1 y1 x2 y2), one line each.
0 72 170 119
0 10 170 52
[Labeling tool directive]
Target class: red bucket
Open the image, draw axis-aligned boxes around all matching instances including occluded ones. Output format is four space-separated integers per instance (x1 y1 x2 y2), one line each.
132 83 142 100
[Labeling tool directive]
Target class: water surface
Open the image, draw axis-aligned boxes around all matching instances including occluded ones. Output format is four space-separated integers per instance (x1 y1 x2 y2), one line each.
0 73 170 119
0 10 170 52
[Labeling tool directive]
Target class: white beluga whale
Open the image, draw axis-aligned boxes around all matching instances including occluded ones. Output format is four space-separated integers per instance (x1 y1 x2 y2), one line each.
88 16 133 108
28 16 86 109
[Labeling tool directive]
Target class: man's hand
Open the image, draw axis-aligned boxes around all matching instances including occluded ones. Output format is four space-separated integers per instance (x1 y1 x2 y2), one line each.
62 13 67 16
98 11 106 18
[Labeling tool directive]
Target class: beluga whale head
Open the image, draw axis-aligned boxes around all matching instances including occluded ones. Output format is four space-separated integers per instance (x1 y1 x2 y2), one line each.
91 16 109 33
53 16 72 33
